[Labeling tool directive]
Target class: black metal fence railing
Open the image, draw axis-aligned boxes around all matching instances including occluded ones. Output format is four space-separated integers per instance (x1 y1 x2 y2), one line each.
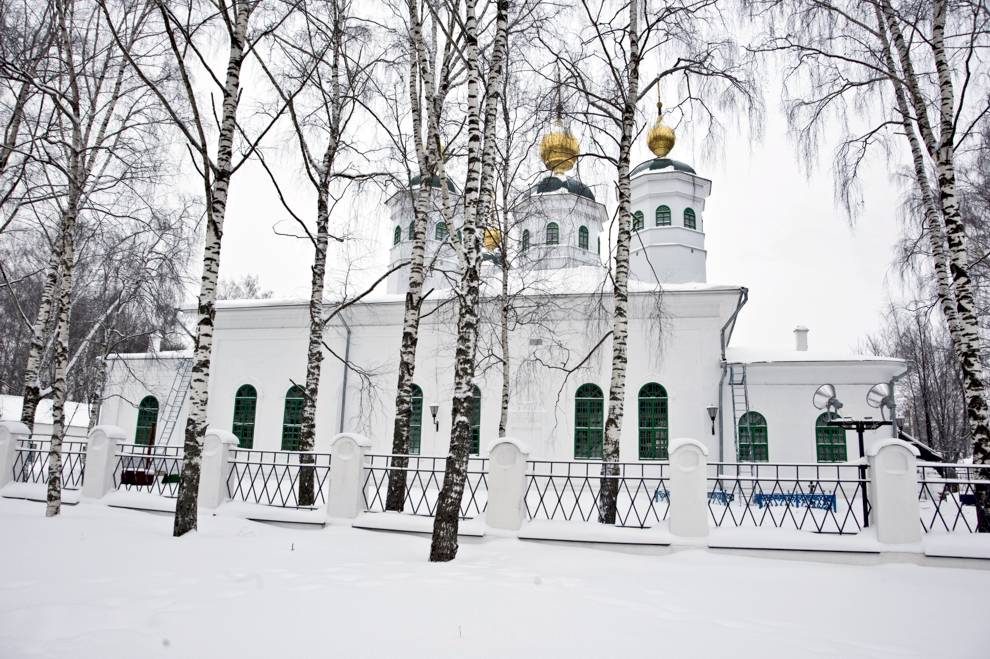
918 462 990 533
112 444 184 498
362 454 489 518
226 449 332 508
524 461 670 528
707 462 869 535
11 439 87 489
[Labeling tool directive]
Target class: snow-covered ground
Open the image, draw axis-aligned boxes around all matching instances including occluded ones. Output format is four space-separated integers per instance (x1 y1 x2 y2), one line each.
1 499 988 658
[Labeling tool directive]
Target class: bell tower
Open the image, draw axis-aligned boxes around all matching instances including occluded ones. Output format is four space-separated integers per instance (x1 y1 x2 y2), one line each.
628 97 712 284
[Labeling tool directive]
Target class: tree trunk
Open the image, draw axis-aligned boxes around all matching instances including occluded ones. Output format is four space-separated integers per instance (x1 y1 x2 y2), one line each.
173 4 253 537
20 251 60 436
430 0 508 563
599 0 640 525
46 216 75 517
498 220 510 438
385 0 441 511
930 0 990 531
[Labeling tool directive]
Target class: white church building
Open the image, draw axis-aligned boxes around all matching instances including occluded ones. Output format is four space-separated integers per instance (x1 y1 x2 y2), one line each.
97 110 908 466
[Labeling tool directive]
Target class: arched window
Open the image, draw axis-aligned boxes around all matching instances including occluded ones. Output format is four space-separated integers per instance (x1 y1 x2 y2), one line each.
684 207 697 230
632 211 644 231
393 225 402 245
546 222 559 245
407 221 415 240
409 384 423 455
135 395 159 446
232 385 257 449
521 229 530 253
435 222 449 240
574 384 604 459
815 412 847 462
281 385 305 451
470 385 482 455
638 383 668 460
578 226 589 250
738 411 769 462
656 205 671 226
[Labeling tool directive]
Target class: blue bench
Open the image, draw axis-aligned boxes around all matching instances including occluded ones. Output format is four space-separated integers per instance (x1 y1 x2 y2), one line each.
753 492 837 512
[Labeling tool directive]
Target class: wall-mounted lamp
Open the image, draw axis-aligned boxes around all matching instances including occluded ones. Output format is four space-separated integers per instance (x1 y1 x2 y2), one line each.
429 402 440 431
706 404 718 435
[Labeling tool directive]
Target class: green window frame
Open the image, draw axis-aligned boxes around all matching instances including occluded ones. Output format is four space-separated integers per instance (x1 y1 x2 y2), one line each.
578 225 589 250
435 222 449 240
815 412 847 462
574 383 604 460
393 225 402 245
632 211 644 231
546 222 559 245
281 385 305 451
470 385 481 455
521 229 530 252
638 383 669 460
409 384 423 454
684 207 697 230
407 221 415 240
656 205 671 226
135 395 159 446
232 384 257 449
738 411 769 462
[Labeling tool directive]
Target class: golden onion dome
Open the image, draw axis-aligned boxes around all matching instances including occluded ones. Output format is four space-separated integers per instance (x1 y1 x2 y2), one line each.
647 102 676 158
539 119 579 174
482 227 501 251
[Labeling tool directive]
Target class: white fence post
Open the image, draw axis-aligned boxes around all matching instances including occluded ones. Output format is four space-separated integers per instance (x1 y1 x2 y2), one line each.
0 421 30 489
867 439 921 545
81 425 126 501
668 437 710 538
327 432 371 521
199 428 238 510
485 438 529 531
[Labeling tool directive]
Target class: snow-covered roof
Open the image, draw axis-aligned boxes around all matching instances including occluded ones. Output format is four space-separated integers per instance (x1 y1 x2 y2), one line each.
726 346 904 366
0 395 89 428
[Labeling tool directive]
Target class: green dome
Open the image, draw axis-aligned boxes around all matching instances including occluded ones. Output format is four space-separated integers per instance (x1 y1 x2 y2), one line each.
529 175 595 201
631 158 696 176
410 174 460 193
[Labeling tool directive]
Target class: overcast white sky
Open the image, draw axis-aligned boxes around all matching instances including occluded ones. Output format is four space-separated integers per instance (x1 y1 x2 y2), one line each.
208 90 908 357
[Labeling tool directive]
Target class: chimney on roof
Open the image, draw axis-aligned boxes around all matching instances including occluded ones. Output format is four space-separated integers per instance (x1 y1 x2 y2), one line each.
794 326 809 352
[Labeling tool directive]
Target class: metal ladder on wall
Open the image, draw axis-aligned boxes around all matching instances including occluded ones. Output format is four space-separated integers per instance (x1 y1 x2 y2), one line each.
727 363 755 493
158 358 193 446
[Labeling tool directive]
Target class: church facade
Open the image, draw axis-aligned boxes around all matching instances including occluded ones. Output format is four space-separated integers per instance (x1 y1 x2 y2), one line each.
98 109 907 465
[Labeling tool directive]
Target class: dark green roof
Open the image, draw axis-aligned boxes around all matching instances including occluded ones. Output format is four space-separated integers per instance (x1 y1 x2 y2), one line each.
529 175 595 201
631 158 696 176
410 174 460 193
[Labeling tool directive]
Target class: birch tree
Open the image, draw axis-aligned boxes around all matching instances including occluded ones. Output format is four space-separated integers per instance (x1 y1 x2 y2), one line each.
430 0 510 562
750 0 989 529
103 0 303 535
257 0 381 505
385 0 462 511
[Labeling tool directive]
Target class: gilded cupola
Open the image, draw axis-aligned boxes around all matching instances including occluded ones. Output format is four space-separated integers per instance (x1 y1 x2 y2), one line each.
647 101 676 158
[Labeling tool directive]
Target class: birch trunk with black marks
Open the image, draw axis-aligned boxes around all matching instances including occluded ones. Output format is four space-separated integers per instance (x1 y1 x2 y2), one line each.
173 4 253 537
880 0 990 530
498 221 510 438
385 0 441 511
20 251 60 435
599 0 639 525
298 8 343 507
430 0 509 563
930 0 990 531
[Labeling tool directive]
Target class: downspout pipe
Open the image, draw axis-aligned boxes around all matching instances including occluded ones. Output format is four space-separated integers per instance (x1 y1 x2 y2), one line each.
717 287 749 463
337 315 352 434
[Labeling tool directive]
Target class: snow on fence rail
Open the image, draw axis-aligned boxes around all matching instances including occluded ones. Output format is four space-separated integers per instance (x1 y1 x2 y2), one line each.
918 462 990 534
11 439 87 489
524 460 671 528
362 454 489 518
226 449 332 508
112 444 183 498
707 462 869 535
